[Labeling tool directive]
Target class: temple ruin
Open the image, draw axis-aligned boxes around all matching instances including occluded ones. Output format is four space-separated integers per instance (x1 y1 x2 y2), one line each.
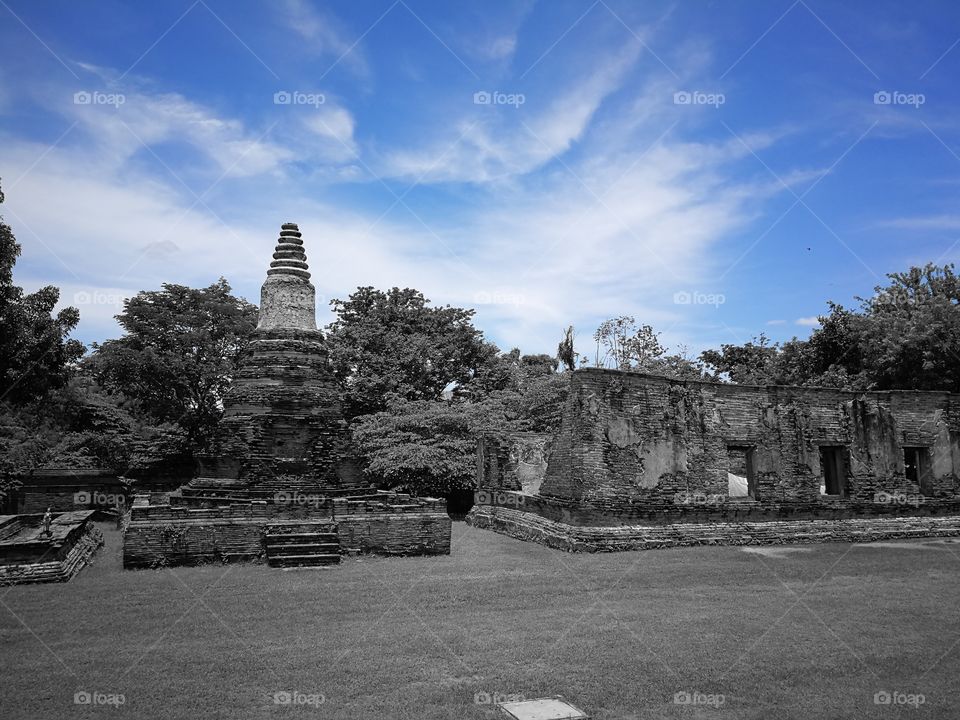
469 368 960 550
123 223 451 568
0 510 103 584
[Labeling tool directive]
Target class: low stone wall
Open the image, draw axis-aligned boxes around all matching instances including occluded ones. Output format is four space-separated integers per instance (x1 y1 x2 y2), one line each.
474 489 960 526
123 498 451 568
468 504 960 552
338 511 451 555
124 518 266 568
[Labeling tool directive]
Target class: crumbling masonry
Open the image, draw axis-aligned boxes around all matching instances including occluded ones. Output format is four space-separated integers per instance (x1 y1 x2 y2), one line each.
469 368 960 550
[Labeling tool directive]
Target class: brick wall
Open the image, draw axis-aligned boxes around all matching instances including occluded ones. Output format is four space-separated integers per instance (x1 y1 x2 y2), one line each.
7 470 128 514
537 369 960 510
477 432 553 495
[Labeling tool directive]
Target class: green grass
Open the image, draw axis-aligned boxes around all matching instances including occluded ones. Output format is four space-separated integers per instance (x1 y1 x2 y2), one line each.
1 522 959 719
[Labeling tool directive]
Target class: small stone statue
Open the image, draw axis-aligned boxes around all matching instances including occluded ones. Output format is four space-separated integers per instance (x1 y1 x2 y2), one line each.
40 507 53 538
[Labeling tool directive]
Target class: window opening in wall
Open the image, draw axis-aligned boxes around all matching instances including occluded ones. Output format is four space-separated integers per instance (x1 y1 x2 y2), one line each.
819 446 849 497
726 446 757 498
903 446 933 496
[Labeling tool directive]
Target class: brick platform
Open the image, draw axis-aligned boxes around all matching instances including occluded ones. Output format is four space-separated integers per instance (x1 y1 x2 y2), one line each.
0 511 103 584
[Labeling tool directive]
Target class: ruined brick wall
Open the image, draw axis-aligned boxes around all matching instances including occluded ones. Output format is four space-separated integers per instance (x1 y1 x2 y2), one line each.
539 369 960 509
9 470 127 514
477 433 553 495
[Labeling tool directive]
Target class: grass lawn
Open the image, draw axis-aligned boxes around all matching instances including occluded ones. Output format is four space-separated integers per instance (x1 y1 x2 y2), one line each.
1 521 959 719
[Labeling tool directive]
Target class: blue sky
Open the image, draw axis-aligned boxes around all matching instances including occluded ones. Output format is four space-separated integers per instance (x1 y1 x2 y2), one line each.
2 0 960 358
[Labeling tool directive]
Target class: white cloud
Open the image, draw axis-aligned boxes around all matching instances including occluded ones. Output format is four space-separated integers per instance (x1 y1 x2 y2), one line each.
61 90 294 178
766 319 787 325
795 316 820 327
302 105 357 162
279 0 369 78
484 35 518 61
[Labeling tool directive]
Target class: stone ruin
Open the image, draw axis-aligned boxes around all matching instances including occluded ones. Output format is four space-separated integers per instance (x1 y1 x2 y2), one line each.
123 223 451 568
0 510 102 584
469 368 960 550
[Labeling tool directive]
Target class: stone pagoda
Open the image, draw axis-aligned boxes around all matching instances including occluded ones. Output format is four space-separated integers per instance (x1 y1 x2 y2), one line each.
124 223 450 568
185 222 362 500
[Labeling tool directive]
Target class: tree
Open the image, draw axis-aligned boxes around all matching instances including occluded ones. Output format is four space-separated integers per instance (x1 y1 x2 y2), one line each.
698 264 960 392
352 397 509 497
88 279 257 446
0 181 84 404
325 287 494 417
852 264 960 391
700 334 782 385
593 316 665 370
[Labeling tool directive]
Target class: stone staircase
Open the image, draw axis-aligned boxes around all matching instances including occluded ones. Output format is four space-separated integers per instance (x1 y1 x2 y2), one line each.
265 521 340 568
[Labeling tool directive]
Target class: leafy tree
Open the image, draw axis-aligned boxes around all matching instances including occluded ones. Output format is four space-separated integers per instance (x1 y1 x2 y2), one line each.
700 334 782 385
326 287 493 417
512 371 568 433
0 181 84 405
852 264 960 391
88 279 257 446
656 346 709 381
352 397 509 497
699 264 960 392
593 316 666 370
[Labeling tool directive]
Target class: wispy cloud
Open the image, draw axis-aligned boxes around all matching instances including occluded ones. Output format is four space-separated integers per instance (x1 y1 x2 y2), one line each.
279 0 370 79
379 41 642 183
879 214 960 231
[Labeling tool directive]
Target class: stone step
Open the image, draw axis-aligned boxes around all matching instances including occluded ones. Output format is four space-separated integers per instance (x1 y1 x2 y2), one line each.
265 542 340 552
267 553 341 567
266 532 338 541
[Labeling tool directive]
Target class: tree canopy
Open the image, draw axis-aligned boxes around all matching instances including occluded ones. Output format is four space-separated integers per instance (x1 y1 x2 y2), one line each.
87 279 258 446
700 264 960 392
0 181 84 405
325 286 495 417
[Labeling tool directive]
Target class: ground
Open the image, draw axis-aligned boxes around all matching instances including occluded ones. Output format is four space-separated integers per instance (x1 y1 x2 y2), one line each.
1 522 958 719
